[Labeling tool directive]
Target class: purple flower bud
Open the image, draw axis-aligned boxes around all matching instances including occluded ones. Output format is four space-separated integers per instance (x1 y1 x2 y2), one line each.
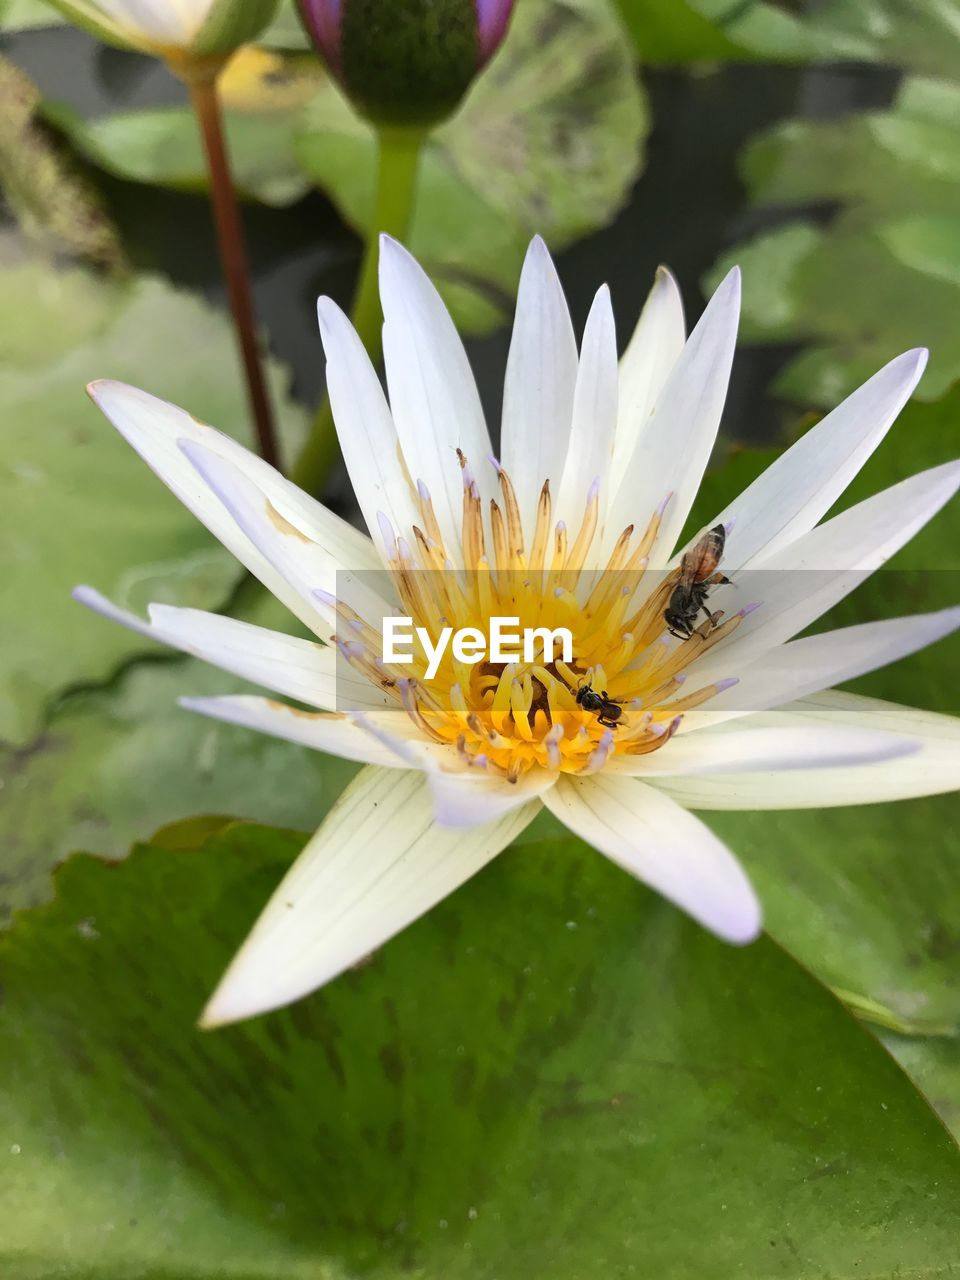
298 0 515 127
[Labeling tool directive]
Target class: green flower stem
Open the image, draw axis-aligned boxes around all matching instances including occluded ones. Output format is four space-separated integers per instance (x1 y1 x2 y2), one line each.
188 73 281 472
292 126 426 498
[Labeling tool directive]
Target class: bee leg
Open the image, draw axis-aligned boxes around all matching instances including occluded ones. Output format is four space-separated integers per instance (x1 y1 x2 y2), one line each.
694 610 724 638
707 572 732 586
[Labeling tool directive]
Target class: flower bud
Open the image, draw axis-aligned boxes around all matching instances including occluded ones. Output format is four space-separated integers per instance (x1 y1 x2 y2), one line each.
298 0 514 127
50 0 281 64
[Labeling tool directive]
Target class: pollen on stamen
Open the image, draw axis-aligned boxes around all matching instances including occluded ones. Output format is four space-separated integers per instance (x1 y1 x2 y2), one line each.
364 448 750 782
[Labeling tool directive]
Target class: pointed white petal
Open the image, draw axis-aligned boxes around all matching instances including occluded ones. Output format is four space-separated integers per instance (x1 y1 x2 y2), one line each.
603 267 741 564
501 237 578 542
612 265 685 483
179 439 394 634
72 587 394 711
428 766 557 828
545 774 760 943
201 766 539 1025
608 723 917 776
556 285 619 540
691 460 960 685
180 694 434 768
316 296 420 560
379 236 493 558
679 606 960 731
702 349 928 568
88 381 382 634
655 691 960 809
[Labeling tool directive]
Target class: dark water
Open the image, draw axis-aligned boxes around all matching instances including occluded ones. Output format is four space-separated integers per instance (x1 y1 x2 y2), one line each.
2 24 899 515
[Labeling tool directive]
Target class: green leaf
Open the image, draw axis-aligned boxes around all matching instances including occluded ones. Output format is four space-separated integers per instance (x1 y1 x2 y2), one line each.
295 0 648 333
0 645 357 922
613 0 960 68
0 0 63 30
709 75 960 404
44 45 321 208
3 819 960 1277
0 255 307 745
612 0 822 63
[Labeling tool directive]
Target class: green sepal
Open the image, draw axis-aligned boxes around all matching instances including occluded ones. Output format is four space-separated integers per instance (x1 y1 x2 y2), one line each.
191 0 283 57
339 0 482 128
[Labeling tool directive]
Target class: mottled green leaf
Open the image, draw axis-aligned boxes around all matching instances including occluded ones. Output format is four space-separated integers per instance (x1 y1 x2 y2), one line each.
0 255 306 745
0 645 356 922
2 818 960 1278
710 75 960 404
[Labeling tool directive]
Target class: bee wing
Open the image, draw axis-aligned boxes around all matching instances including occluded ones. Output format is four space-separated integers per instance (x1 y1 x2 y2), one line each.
684 527 725 582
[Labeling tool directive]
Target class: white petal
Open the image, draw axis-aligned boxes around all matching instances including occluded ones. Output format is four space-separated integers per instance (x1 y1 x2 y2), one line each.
501 236 578 543
316 296 420 560
72 587 393 711
556 285 619 540
347 709 558 828
94 0 209 42
379 236 493 559
691 460 960 685
545 773 760 943
703 348 928 568
679 606 960 731
428 766 557 828
607 723 918 776
603 267 741 564
88 381 382 635
179 438 394 634
612 265 685 484
180 695 434 768
654 690 960 809
200 766 539 1025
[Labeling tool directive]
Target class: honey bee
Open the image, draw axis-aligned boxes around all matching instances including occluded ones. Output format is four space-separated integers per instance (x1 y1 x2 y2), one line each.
663 524 731 640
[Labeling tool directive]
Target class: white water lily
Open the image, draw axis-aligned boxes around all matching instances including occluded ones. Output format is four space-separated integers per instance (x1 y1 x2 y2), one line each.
50 0 279 59
76 236 960 1027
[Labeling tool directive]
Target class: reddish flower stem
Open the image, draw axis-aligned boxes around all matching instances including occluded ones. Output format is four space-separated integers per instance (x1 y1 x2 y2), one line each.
189 77 281 471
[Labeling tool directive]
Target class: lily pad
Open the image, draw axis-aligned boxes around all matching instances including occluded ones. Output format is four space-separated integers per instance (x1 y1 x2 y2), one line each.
292 0 648 333
0 647 357 922
612 0 834 63
43 45 323 207
613 0 959 68
3 817 960 1278
0 254 307 745
709 75 960 405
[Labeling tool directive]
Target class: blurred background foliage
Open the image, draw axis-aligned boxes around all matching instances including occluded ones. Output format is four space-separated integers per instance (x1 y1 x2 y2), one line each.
2 1 960 1276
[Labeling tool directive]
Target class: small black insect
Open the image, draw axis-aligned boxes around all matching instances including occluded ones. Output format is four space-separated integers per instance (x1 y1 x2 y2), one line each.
576 682 624 730
664 523 732 640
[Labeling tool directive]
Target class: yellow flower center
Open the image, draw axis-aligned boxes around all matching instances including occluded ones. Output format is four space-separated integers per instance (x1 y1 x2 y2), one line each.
334 456 744 779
